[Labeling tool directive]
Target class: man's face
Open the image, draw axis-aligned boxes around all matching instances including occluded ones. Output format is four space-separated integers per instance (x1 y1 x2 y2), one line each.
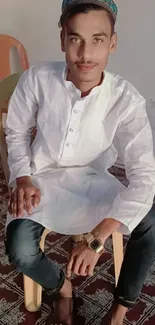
61 9 117 83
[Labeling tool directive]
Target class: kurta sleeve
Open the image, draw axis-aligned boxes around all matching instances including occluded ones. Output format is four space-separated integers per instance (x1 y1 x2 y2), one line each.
106 97 155 234
6 68 38 186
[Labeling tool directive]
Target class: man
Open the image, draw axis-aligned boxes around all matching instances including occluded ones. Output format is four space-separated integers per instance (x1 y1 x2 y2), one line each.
5 0 155 324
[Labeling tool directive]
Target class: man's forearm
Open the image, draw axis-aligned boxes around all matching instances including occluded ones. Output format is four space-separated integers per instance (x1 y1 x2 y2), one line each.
92 218 122 243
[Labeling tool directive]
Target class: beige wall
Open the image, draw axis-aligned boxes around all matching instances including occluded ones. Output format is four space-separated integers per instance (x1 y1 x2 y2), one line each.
0 0 64 62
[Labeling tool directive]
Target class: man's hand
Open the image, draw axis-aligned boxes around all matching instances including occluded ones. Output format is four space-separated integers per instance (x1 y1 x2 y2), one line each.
67 240 103 278
8 176 41 218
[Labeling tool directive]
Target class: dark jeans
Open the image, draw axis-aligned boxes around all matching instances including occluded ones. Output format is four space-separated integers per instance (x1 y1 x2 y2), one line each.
5 219 65 294
5 206 155 308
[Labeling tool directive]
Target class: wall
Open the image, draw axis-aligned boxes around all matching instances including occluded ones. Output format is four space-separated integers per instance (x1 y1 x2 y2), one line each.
109 0 155 101
0 0 63 63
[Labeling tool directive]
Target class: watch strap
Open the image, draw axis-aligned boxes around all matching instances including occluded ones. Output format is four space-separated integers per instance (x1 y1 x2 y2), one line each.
84 232 94 243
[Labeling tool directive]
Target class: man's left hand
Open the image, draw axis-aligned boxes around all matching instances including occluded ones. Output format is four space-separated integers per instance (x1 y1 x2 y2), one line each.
67 240 102 278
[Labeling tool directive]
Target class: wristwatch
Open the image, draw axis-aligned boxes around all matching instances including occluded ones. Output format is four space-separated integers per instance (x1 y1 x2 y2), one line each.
84 232 104 254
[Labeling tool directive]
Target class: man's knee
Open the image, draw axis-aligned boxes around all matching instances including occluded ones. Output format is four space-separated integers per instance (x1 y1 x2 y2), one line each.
5 219 40 269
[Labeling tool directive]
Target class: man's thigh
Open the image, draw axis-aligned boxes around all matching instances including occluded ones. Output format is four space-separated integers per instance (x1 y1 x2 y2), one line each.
131 205 155 240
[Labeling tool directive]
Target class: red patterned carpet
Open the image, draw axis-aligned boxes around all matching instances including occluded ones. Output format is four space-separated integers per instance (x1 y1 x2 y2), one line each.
0 165 155 324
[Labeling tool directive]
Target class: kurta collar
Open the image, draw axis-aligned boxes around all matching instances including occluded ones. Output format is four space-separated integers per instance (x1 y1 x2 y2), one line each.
62 64 108 98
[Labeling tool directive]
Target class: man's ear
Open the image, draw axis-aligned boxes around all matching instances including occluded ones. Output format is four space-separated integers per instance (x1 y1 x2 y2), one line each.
110 32 117 54
61 29 65 52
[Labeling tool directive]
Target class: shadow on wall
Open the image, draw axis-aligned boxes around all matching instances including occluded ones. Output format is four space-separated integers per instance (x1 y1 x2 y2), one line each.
10 46 24 74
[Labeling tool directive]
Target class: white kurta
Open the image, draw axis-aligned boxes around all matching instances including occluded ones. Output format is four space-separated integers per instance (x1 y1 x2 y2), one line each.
5 62 155 235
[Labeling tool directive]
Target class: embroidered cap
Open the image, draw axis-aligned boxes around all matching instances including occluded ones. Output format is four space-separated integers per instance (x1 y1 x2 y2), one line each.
60 0 118 26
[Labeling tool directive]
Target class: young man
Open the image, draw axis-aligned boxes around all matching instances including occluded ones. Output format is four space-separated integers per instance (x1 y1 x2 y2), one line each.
5 0 155 324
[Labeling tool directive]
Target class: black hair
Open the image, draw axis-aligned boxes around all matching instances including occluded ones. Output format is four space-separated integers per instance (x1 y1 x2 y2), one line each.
59 4 115 36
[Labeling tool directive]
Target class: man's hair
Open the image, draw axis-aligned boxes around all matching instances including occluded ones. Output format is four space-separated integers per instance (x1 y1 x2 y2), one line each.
59 4 115 36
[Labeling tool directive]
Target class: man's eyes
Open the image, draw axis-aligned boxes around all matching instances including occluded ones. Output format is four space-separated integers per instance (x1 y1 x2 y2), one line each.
93 38 104 43
69 37 104 44
69 37 81 43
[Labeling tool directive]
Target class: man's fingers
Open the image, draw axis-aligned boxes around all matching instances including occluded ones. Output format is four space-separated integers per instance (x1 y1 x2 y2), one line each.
79 261 88 276
12 192 17 217
87 262 96 277
33 191 41 208
36 190 41 201
8 196 12 214
24 192 32 215
17 189 24 217
8 186 41 217
8 200 13 215
67 256 74 278
72 256 83 276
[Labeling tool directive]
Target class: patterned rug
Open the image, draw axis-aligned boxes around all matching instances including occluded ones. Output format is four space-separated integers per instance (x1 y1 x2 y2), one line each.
0 164 155 325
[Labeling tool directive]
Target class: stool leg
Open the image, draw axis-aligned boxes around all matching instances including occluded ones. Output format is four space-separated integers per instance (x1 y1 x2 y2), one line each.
23 229 51 312
72 234 83 243
112 232 124 287
23 275 42 312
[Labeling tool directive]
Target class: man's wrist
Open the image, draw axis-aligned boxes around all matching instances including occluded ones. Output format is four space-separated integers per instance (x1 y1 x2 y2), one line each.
16 176 32 186
91 219 122 243
84 233 105 254
91 229 108 244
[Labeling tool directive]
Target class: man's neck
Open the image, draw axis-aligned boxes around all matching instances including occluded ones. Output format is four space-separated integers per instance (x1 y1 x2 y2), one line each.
67 70 103 97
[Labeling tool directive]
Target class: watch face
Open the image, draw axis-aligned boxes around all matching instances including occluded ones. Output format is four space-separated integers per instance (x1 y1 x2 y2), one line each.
90 239 101 250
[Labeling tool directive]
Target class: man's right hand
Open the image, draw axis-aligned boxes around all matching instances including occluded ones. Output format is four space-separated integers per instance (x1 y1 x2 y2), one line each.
8 176 41 218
